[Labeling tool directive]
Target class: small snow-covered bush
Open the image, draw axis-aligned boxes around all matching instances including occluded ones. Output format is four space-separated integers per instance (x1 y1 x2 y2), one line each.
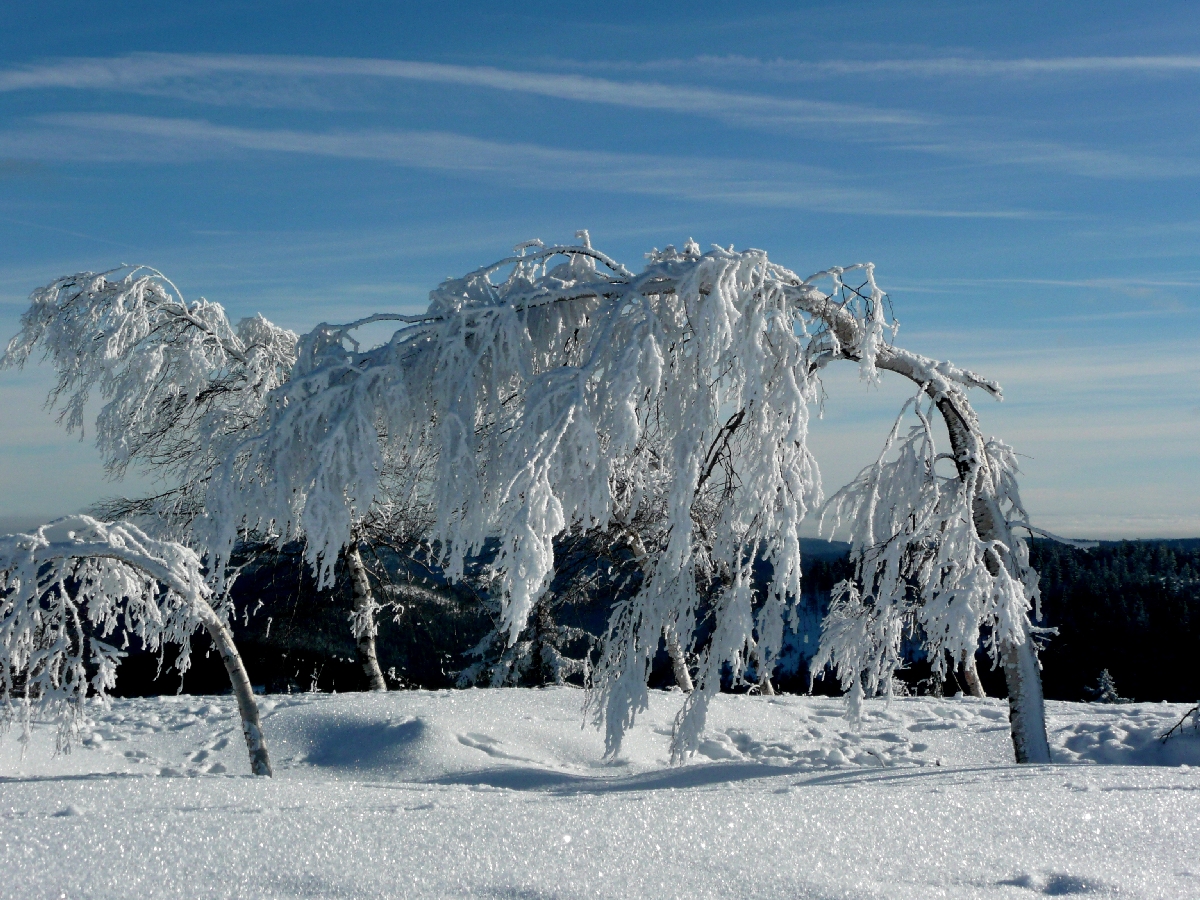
0 516 271 775
0 517 207 747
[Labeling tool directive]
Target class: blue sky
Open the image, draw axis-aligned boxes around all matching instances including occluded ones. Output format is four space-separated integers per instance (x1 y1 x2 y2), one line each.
1 0 1197 538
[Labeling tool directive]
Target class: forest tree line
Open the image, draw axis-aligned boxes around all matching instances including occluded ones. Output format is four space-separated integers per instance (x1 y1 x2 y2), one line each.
112 537 1200 704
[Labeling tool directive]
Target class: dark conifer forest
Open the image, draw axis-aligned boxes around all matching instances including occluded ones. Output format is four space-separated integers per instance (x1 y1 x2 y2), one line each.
1030 539 1200 703
114 538 1200 704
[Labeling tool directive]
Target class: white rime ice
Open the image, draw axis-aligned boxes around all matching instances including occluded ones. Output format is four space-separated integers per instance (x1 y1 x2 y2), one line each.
811 404 1040 715
1 266 408 692
201 235 1051 762
0 267 300 772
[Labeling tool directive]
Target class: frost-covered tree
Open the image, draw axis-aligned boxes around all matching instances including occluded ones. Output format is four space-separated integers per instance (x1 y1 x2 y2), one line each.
0 516 271 775
1086 669 1124 704
810 400 1049 761
203 234 1053 763
0 266 400 691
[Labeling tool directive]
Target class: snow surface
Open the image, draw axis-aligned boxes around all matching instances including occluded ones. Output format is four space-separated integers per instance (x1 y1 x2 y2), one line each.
1 689 1197 898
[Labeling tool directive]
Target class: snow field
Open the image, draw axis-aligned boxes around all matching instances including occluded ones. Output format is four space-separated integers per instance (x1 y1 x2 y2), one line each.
1 688 1197 898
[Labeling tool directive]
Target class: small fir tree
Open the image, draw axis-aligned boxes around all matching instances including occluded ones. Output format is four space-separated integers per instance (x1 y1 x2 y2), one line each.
1086 668 1124 704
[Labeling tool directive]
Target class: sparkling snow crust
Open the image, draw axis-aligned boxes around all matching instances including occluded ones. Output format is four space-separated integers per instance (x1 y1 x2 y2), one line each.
1 689 1197 898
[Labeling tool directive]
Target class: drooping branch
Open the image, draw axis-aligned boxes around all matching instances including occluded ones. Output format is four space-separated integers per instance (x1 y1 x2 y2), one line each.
1 267 297 537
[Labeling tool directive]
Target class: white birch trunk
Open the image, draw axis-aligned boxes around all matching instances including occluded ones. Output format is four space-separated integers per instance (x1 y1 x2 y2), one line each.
1000 626 1052 763
347 544 388 692
931 395 1050 763
664 625 694 693
192 599 273 776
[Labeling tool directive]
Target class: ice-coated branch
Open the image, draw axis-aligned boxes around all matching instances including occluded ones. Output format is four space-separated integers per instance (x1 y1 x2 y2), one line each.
0 516 272 775
810 383 1051 761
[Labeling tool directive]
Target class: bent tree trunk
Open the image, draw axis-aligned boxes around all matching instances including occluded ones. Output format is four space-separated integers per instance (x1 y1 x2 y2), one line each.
1000 629 1050 762
931 394 1051 763
798 281 1050 762
347 543 387 692
192 599 273 776
867 353 1051 761
865 350 1051 762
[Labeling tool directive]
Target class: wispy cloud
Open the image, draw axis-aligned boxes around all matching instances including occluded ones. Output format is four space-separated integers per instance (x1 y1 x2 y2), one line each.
883 277 1200 305
0 213 143 253
3 54 1196 182
0 112 1034 218
897 137 1200 180
0 53 927 128
588 54 1200 80
921 276 1200 290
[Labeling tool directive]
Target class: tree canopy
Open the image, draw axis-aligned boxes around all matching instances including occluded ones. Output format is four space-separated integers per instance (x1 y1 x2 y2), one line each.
198 234 1050 760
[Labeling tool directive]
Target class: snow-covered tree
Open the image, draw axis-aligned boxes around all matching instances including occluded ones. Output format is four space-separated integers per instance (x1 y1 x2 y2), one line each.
1 266 401 691
810 399 1048 761
1086 669 1124 704
203 234 1052 763
0 516 271 775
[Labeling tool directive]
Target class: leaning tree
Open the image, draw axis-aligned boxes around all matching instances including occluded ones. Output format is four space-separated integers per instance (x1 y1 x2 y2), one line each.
0 516 271 775
202 233 1053 764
